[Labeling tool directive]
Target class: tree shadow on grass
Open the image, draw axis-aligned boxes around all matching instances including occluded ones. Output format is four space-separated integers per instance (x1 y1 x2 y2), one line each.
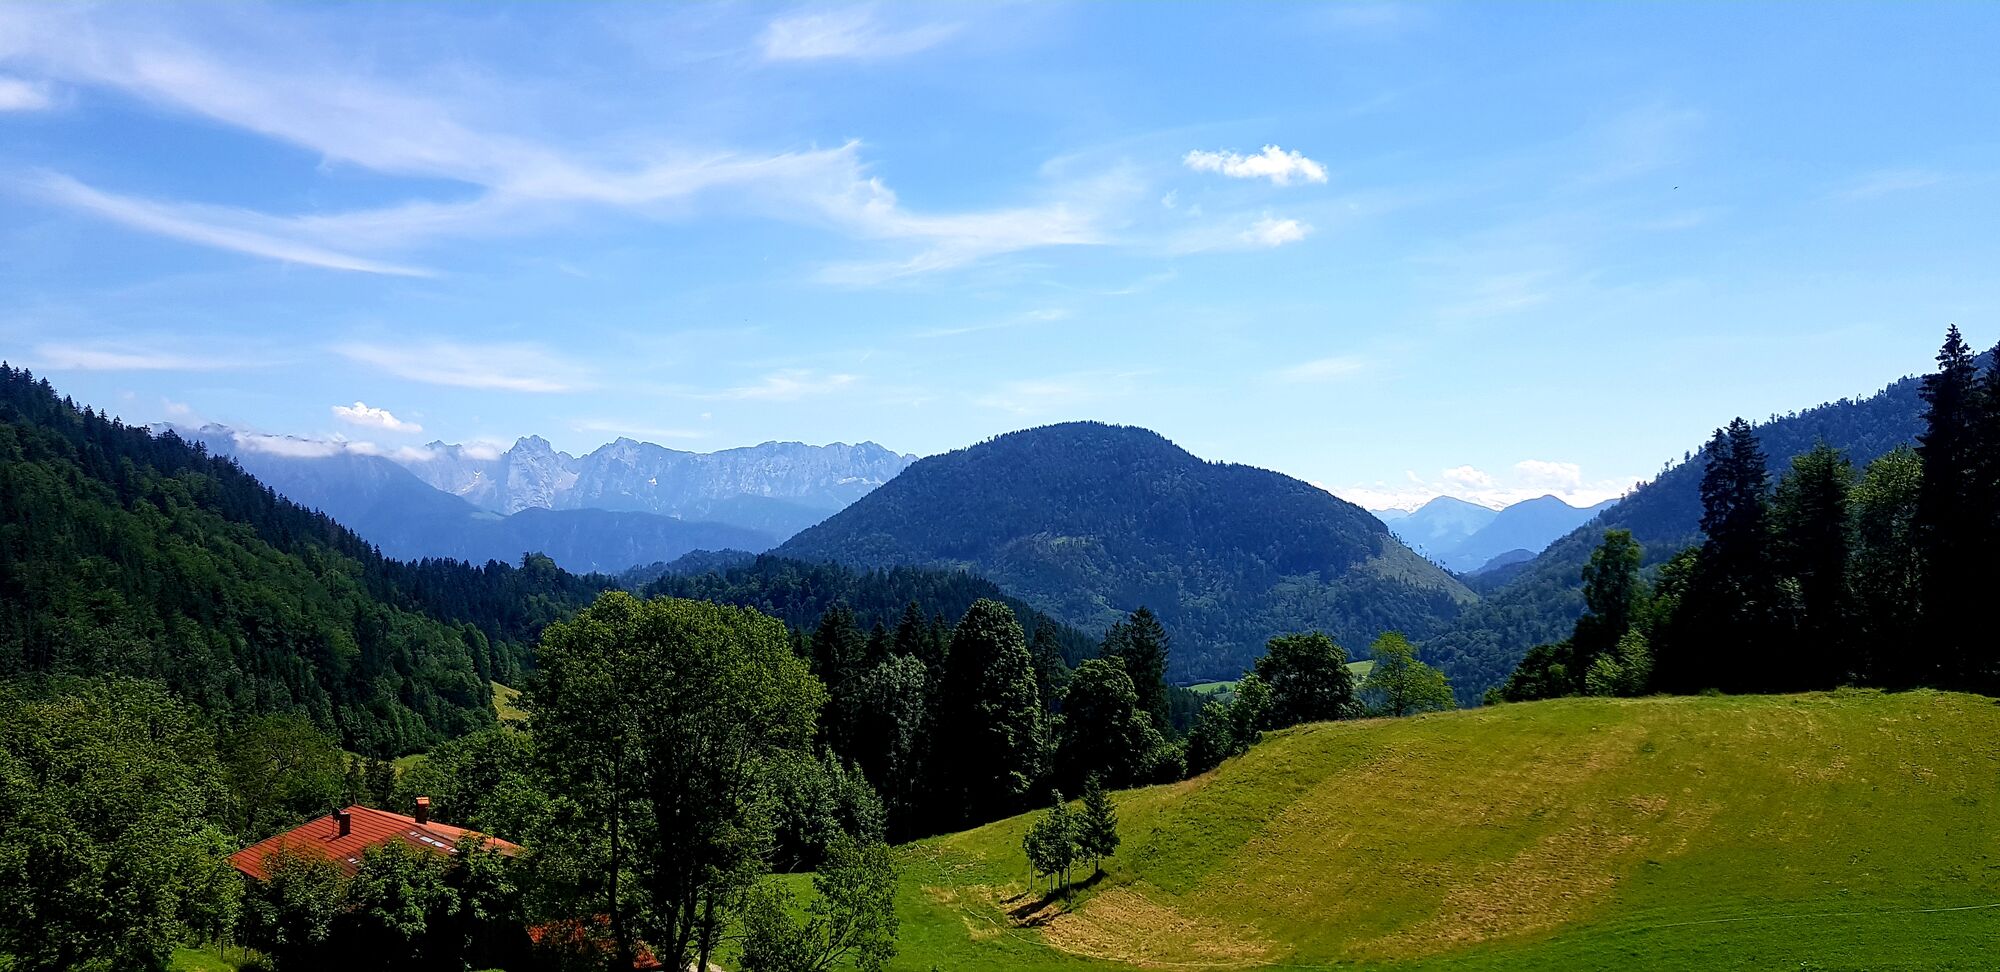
1003 871 1109 927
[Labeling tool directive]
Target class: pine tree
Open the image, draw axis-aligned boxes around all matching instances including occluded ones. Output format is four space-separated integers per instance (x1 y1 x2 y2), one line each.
1681 418 1781 692
1103 608 1170 731
1028 624 1071 714
1077 776 1120 877
1772 443 1856 687
1915 326 1981 687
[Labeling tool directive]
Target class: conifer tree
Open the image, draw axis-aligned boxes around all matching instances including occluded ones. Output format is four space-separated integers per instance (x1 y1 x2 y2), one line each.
1077 776 1120 877
1683 419 1781 692
1103 608 1171 730
1028 624 1072 715
1772 443 1856 687
1915 326 1980 687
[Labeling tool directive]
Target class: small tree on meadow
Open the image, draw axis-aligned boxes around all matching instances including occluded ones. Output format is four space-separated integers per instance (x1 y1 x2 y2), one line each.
1361 633 1456 717
1077 777 1120 878
1022 792 1079 896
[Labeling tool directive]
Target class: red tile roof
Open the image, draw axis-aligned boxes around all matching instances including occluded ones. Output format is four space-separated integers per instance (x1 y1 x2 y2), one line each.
229 805 522 881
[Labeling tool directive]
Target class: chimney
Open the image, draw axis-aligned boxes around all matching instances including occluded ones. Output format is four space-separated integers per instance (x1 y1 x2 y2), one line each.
415 796 431 826
334 808 351 837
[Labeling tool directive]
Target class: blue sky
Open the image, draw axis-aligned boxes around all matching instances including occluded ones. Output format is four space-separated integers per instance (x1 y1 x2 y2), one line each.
3 3 1996 509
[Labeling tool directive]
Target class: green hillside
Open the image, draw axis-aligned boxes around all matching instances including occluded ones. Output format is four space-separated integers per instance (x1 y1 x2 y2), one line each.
778 422 1475 681
888 690 2000 970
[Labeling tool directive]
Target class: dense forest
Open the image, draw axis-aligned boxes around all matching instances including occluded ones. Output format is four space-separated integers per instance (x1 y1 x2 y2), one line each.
1493 327 1999 702
629 553 1101 665
0 365 611 754
777 421 1475 679
1425 361 1934 702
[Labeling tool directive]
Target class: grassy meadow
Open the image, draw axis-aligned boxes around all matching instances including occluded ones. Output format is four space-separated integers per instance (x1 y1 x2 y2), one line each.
886 690 2000 970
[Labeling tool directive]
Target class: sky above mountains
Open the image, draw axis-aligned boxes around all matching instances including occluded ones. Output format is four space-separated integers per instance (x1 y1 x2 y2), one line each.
4 3 1997 510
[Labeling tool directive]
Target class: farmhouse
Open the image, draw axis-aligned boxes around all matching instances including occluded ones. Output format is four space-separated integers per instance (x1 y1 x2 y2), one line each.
229 797 521 880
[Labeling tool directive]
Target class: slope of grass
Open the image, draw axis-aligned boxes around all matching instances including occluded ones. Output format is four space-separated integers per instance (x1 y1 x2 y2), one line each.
892 690 2000 970
492 680 527 722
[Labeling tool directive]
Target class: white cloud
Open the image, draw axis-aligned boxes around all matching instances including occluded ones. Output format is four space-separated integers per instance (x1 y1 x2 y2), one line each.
1276 355 1365 383
0 75 51 111
705 369 859 402
0 9 1088 281
760 8 959 61
1513 458 1584 490
1332 460 1635 512
34 341 245 372
1241 214 1311 248
331 401 422 433
335 340 585 393
1183 145 1329 186
1442 465 1498 489
161 398 196 420
232 432 344 459
33 173 434 276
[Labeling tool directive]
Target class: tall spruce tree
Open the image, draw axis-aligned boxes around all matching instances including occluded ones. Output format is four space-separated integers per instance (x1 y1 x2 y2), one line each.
934 599 1043 826
1772 443 1856 688
1102 608 1171 731
1915 326 1981 688
1028 624 1072 715
1671 419 1782 692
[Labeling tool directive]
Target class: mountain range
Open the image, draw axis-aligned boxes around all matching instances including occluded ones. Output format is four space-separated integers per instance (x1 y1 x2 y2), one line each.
183 427 913 573
1372 494 1617 573
776 421 1475 680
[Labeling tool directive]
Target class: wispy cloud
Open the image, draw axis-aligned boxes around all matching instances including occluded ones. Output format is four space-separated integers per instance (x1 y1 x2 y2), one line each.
1184 145 1328 186
0 75 51 111
913 307 1072 339
1834 167 1945 201
973 370 1143 416
33 173 434 276
331 401 422 433
34 340 249 372
570 418 707 442
759 8 959 61
334 340 586 393
1276 355 1366 383
0 8 1089 282
704 369 859 402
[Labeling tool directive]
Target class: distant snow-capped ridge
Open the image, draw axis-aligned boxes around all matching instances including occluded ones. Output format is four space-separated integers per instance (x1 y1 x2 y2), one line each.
171 423 918 518
389 434 917 517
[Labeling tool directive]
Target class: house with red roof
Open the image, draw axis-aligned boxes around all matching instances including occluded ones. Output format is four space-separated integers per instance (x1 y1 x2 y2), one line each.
229 797 522 880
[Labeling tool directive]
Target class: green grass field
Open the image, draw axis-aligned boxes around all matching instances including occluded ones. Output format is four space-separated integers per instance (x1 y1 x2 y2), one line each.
1184 662 1373 702
492 680 527 722
887 690 2000 970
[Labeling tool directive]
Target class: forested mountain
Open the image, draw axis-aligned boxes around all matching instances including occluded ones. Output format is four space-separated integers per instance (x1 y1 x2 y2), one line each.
1426 369 1931 702
189 429 797 570
632 554 1101 665
776 422 1475 680
0 367 610 754
398 433 916 531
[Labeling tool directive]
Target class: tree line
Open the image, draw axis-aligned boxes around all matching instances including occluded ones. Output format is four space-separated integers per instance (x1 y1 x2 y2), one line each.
1498 326 1999 700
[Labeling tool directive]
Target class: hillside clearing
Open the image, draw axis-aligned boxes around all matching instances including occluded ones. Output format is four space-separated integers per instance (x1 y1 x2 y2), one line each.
890 690 2000 970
